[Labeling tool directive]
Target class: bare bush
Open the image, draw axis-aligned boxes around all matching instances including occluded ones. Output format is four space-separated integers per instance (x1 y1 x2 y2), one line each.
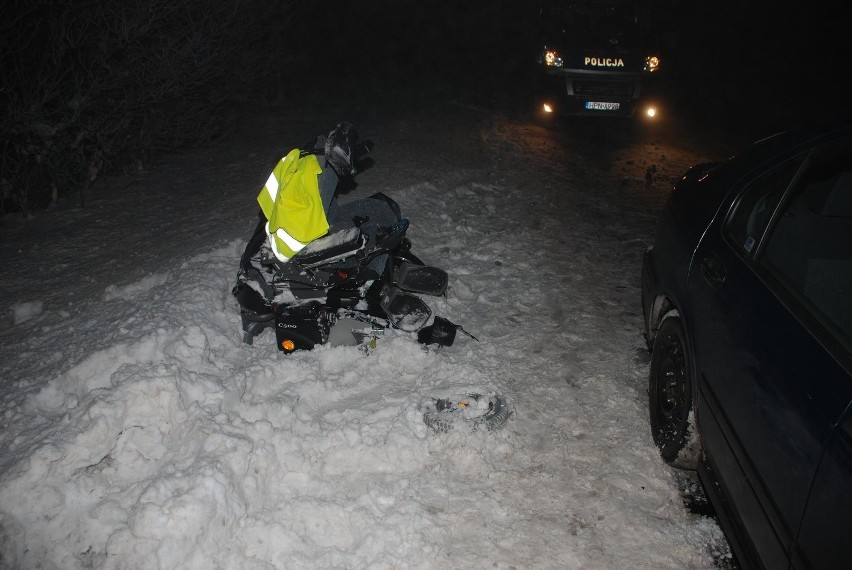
0 0 301 218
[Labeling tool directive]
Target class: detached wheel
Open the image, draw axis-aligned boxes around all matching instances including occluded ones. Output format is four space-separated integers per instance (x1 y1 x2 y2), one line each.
423 393 509 434
649 316 701 469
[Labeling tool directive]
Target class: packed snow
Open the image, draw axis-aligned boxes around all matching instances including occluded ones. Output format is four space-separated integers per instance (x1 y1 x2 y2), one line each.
0 95 738 569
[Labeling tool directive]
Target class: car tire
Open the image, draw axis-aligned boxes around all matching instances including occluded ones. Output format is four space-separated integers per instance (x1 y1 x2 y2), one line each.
648 315 701 469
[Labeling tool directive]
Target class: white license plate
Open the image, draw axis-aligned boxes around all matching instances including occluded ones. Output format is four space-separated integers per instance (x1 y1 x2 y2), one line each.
585 101 620 111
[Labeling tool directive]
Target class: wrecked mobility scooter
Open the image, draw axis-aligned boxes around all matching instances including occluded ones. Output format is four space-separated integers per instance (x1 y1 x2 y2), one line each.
232 123 466 353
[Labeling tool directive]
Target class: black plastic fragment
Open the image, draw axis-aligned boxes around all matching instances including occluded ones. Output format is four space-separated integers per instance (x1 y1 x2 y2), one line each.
417 316 458 346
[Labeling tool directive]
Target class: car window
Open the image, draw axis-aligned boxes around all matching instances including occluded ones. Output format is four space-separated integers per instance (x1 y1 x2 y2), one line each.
727 157 804 256
761 138 852 355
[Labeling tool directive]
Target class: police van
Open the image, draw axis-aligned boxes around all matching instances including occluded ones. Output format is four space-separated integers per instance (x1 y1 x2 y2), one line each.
533 1 662 119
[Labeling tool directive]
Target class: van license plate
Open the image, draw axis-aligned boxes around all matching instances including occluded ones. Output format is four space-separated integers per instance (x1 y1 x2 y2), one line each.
585 101 620 110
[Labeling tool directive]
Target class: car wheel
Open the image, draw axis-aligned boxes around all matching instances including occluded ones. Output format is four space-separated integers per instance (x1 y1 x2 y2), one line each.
648 316 701 469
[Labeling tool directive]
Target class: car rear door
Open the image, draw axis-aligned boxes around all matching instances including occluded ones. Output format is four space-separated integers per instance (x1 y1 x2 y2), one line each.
684 136 852 567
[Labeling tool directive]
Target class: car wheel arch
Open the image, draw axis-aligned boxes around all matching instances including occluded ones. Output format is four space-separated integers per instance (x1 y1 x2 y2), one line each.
647 295 678 348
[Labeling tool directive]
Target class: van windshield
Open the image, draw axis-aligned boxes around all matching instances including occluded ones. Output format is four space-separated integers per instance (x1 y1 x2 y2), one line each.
540 2 654 47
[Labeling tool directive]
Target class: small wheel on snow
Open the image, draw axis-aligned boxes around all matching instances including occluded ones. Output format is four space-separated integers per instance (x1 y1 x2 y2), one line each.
423 393 510 434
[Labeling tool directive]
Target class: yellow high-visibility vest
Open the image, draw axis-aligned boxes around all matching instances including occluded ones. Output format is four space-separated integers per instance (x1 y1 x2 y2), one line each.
257 149 329 262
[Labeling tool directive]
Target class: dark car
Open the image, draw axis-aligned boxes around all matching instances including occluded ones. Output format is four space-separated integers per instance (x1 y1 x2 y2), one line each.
641 119 852 569
533 1 662 120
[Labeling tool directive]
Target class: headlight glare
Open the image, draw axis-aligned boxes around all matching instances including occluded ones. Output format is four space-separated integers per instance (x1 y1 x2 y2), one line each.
543 49 563 68
645 55 660 72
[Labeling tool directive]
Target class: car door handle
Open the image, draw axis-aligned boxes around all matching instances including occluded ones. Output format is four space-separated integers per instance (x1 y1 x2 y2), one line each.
700 254 726 288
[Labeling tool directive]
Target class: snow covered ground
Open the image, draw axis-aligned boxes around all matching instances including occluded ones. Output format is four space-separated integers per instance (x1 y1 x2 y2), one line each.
0 93 738 569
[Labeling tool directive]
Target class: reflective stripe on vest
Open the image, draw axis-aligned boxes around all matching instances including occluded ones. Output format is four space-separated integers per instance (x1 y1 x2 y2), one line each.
263 171 279 200
265 222 308 262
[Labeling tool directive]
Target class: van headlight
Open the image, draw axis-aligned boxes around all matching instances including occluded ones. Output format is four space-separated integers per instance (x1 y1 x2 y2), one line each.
542 48 563 68
645 55 660 72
